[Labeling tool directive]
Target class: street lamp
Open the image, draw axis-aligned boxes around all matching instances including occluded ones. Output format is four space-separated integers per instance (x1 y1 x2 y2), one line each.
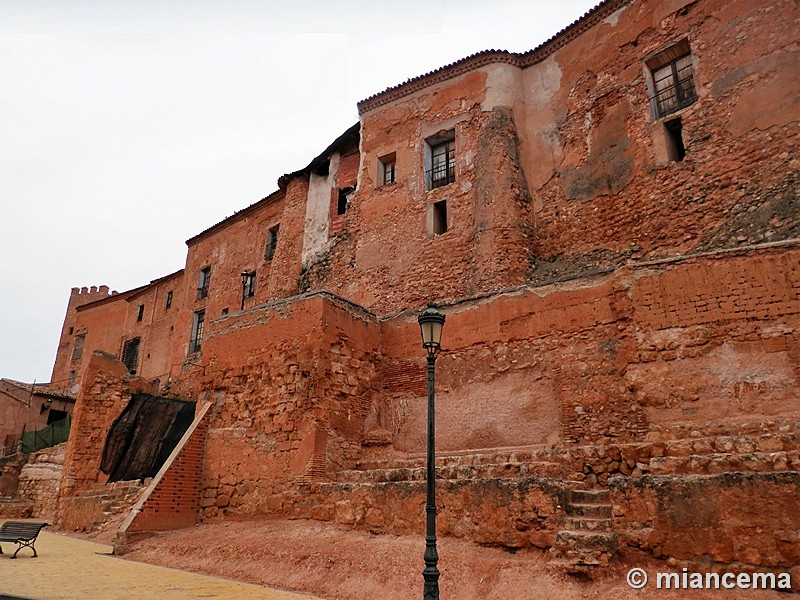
418 304 445 600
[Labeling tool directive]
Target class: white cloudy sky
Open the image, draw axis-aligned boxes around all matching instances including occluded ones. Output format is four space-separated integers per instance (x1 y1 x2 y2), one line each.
1 0 598 384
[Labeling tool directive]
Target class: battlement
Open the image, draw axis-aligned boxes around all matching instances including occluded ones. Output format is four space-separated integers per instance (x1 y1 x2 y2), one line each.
70 285 117 298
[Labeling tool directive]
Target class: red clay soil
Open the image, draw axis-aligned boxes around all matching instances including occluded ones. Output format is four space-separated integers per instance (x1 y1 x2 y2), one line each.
120 519 793 600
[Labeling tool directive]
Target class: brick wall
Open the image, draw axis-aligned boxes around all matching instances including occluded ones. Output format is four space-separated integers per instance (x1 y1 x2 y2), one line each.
120 403 210 540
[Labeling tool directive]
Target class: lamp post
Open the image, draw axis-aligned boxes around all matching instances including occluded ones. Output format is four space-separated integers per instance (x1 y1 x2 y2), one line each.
418 304 445 600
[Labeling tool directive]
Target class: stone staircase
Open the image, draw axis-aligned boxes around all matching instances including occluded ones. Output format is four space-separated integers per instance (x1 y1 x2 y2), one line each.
308 419 799 569
551 486 617 574
342 445 568 483
60 481 146 533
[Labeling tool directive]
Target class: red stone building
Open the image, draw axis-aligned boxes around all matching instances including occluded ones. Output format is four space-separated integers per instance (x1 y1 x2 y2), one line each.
36 0 800 582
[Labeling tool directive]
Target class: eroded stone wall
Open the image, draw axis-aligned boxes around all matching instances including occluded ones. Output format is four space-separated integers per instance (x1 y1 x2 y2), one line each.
16 443 66 521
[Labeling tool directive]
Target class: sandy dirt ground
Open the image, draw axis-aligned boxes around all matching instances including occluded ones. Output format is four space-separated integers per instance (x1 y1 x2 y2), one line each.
118 519 793 600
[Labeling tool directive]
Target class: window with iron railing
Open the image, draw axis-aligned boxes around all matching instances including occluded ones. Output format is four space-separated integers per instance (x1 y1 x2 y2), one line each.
645 38 697 120
427 138 456 189
650 53 696 118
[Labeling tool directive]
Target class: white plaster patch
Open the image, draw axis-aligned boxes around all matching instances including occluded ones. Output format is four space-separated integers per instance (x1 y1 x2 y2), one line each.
603 5 626 27
526 55 562 110
302 153 340 262
481 63 523 112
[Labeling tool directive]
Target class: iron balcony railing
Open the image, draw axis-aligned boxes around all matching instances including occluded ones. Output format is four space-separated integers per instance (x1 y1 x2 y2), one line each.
650 73 697 119
426 163 455 189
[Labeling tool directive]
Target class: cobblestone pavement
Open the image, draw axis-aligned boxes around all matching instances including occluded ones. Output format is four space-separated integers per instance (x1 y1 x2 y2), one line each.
1 526 322 600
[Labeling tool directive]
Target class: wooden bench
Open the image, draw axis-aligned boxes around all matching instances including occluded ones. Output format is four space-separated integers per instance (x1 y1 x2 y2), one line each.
0 521 48 558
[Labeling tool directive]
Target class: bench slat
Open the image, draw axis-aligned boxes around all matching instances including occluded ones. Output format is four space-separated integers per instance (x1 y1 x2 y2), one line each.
0 521 47 558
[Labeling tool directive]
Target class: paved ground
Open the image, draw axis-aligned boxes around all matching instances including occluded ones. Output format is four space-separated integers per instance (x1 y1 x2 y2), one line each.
0 526 322 600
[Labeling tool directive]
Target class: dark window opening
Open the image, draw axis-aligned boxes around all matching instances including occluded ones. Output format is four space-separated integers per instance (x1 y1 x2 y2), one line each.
337 187 354 215
664 118 686 161
69 371 75 386
426 133 456 190
433 200 448 235
71 334 85 361
137 304 145 322
165 290 173 309
221 307 229 316
379 153 396 186
68 327 73 335
47 408 68 425
190 310 205 353
122 337 141 375
266 224 280 261
197 267 211 300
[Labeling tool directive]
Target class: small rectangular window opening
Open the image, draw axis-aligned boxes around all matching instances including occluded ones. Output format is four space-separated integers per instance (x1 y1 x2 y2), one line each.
243 271 256 298
68 327 74 335
137 304 145 322
190 310 205 353
664 118 686 161
71 334 85 361
337 187 354 215
197 267 211 299
433 200 448 235
165 291 173 309
379 153 396 186
266 224 280 261
221 307 229 316
122 337 141 374
69 371 75 386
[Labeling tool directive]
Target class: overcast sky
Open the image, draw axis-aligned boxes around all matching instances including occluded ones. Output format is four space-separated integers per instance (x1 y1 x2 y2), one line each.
1 0 598 385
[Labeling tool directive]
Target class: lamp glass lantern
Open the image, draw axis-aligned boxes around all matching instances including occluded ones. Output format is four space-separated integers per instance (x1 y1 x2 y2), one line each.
418 306 445 352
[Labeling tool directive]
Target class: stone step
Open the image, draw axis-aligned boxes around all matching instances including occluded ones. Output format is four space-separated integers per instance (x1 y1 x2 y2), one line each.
555 530 618 552
564 516 613 532
568 489 610 504
356 445 566 471
564 503 612 519
648 450 800 475
337 460 564 483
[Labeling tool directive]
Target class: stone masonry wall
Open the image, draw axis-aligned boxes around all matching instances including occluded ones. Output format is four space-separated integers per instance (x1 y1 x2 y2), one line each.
523 0 798 279
609 472 800 582
57 351 157 526
16 443 66 521
176 293 381 521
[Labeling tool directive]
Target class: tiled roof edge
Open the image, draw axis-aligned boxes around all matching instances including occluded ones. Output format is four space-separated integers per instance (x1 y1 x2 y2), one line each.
185 189 284 247
357 0 629 115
